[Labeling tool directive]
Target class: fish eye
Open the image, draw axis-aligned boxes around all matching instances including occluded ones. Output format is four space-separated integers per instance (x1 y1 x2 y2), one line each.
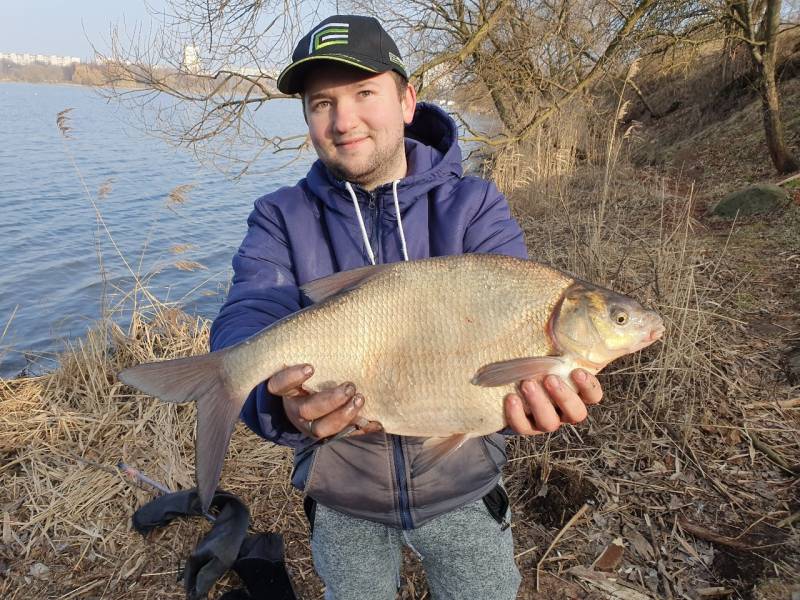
611 309 629 325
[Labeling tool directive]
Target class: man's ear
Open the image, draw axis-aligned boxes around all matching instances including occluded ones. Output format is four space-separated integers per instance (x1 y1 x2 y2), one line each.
402 83 417 125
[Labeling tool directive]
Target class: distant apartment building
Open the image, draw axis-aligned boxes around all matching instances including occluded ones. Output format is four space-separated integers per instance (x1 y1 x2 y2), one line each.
0 52 81 66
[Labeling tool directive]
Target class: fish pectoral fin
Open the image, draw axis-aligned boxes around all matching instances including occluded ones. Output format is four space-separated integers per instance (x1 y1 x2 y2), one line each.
471 356 566 387
300 264 391 303
411 434 470 478
118 350 247 513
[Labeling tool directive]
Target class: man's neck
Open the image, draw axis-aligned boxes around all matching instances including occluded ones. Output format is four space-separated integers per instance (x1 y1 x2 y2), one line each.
361 155 407 192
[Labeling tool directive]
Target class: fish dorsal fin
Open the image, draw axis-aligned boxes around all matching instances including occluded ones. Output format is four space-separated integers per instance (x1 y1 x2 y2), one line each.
471 357 566 387
301 264 391 303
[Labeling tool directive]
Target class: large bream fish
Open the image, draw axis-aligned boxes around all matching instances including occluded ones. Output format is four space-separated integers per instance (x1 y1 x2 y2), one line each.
119 254 664 510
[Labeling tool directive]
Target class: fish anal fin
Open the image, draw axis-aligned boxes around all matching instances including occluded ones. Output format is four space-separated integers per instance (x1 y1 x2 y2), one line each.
411 433 470 478
301 264 391 303
118 350 248 512
471 357 565 387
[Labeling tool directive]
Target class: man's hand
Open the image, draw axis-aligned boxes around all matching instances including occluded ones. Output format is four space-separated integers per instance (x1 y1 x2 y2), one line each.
503 369 603 435
268 364 382 439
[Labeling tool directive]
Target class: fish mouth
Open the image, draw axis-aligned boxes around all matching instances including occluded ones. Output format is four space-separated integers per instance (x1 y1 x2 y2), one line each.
649 324 666 342
629 321 665 352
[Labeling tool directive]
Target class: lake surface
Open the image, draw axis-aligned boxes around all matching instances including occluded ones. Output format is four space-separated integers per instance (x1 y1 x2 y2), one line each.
0 82 314 377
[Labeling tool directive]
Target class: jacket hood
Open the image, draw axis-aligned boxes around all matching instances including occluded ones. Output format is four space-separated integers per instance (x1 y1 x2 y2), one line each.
305 102 462 209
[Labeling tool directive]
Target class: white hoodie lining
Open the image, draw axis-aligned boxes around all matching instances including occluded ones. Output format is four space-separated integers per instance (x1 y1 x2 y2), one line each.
392 180 409 262
344 180 409 265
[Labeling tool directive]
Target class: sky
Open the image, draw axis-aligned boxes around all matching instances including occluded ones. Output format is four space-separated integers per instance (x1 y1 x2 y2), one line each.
0 0 167 59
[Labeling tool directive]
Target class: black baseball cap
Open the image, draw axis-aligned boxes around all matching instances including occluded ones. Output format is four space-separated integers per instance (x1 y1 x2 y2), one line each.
277 15 408 95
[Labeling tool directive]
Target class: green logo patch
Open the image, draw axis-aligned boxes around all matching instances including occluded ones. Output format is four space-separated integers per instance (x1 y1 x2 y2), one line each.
311 23 350 52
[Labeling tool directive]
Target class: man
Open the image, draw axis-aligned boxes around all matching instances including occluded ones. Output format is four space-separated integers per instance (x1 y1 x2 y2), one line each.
210 15 603 599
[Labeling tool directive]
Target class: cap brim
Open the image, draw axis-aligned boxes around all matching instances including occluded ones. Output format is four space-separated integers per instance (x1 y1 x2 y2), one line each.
277 54 382 94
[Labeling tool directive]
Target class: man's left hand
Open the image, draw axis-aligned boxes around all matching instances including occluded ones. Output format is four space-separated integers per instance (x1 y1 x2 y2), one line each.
503 369 603 435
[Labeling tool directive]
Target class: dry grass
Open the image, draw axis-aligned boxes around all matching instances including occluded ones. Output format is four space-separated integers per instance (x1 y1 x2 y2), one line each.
503 164 800 599
486 65 800 596
0 305 314 599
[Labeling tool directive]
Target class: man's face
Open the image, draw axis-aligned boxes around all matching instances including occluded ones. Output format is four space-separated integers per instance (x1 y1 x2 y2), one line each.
303 65 416 190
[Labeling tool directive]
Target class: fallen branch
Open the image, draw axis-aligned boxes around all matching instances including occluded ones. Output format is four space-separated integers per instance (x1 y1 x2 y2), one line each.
745 430 800 475
743 397 800 409
776 511 800 528
677 518 781 552
776 171 800 186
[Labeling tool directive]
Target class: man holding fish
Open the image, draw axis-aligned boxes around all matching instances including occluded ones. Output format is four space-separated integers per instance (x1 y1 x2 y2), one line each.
219 14 601 598
121 14 665 600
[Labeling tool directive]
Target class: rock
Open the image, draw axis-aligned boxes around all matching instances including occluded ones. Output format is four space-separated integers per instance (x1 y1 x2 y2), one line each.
713 184 789 217
29 562 49 580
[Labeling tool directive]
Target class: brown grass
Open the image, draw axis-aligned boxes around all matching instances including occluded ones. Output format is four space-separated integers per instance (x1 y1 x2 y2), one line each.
1 307 311 598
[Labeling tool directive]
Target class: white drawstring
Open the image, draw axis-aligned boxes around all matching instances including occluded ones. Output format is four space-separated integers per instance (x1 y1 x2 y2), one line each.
392 180 409 262
343 179 409 265
344 181 376 266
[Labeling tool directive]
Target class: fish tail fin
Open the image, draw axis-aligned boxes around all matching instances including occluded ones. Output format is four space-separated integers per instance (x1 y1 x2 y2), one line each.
118 350 247 512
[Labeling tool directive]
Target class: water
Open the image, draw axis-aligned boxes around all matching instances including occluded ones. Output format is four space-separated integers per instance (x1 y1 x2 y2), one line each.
0 82 314 377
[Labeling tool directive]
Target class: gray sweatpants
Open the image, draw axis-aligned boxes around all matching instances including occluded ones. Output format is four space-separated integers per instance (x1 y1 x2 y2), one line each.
311 498 521 600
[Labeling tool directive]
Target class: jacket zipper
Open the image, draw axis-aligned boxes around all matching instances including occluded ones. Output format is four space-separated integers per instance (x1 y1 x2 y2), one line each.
367 190 379 257
367 187 413 529
393 435 413 529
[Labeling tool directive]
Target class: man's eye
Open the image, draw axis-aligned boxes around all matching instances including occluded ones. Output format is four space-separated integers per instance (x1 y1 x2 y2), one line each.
313 101 330 111
359 90 374 97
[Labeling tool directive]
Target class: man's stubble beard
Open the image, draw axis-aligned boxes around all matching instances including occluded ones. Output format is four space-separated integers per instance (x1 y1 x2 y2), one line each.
324 127 406 189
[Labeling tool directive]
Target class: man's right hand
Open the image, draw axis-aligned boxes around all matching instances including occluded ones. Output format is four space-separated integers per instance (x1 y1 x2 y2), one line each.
268 364 382 439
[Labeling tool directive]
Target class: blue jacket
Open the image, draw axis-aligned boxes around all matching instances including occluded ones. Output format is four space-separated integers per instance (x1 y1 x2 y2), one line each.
210 103 527 528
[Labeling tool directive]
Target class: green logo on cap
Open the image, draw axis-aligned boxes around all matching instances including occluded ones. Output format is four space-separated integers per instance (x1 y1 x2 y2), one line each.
388 52 405 70
311 23 350 52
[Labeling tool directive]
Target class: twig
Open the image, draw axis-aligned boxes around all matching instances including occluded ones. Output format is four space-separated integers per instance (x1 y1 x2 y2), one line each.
514 545 539 559
536 503 590 592
117 461 172 495
776 511 800 528
776 171 800 186
744 397 800 409
115 462 217 523
677 518 781 552
745 429 800 475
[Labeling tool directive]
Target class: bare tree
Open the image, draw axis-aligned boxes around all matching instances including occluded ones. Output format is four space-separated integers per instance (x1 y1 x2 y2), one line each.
99 1 329 177
721 0 799 173
636 0 799 174
103 0 673 178
354 0 664 142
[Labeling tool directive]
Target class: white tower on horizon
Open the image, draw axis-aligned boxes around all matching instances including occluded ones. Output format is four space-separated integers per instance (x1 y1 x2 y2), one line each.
182 45 200 74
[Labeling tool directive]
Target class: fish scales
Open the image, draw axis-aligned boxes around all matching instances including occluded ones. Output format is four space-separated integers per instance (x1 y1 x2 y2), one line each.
225 255 573 437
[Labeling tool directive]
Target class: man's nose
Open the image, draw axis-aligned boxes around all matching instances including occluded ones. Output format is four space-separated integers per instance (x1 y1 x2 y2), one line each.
332 101 359 134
